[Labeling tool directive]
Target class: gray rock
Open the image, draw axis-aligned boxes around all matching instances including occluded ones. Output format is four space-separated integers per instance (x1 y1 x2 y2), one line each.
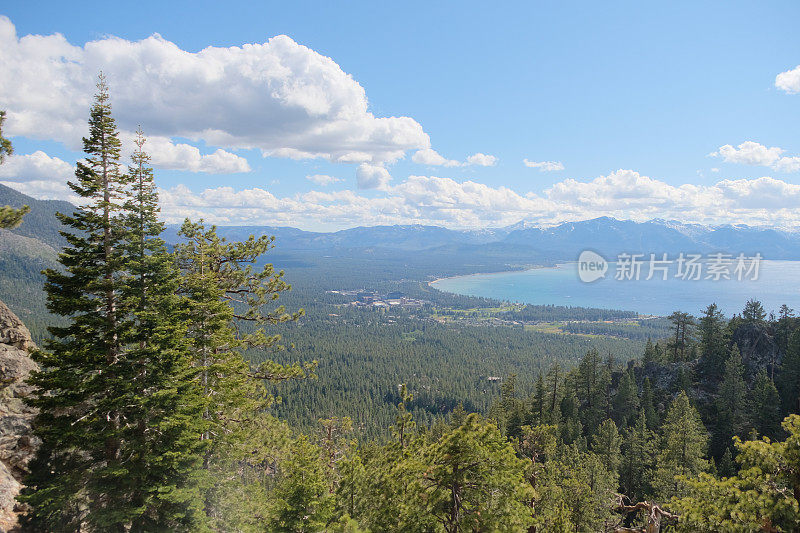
0 300 38 532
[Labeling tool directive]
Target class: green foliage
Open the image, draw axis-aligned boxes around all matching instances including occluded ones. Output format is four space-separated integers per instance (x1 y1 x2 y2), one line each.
592 419 622 477
698 303 728 380
672 415 800 532
620 412 655 501
421 413 534 532
0 110 29 229
534 445 617 532
654 391 709 501
750 369 782 441
0 203 29 229
20 77 208 531
269 435 335 532
714 346 749 457
780 328 800 415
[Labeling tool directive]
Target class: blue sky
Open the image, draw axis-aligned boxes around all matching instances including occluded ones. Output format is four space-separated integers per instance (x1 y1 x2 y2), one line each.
1 1 800 230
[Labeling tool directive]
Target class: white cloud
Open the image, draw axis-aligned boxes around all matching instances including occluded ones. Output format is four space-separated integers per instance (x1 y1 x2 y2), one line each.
306 174 341 186
711 141 800 173
120 133 250 174
412 149 498 168
0 150 73 182
0 16 430 172
356 163 391 190
130 169 800 230
776 65 800 94
524 159 564 172
412 149 461 167
773 156 800 173
712 141 783 166
465 153 497 167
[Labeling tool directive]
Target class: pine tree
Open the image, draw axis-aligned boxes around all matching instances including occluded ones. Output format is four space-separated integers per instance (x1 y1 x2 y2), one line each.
780 328 800 415
620 411 655 501
654 392 708 501
667 311 695 362
20 83 209 531
671 415 800 532
269 436 334 532
20 75 136 531
742 298 767 324
114 130 208 530
592 419 622 477
0 110 29 228
641 377 659 430
532 373 547 424
613 368 639 429
713 346 748 458
421 413 534 532
697 303 728 380
749 369 782 441
173 219 309 523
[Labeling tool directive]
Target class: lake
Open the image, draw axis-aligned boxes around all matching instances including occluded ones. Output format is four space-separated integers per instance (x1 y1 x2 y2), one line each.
431 260 800 317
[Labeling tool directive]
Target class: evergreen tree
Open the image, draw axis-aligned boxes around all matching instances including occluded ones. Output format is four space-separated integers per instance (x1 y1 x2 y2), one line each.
592 419 622 477
613 368 639 428
641 377 659 430
671 415 800 532
780 328 800 415
620 412 655 501
421 413 534 532
536 445 617 532
532 372 547 424
697 303 728 380
269 436 334 532
114 130 208 530
775 305 796 354
667 311 695 362
21 77 208 531
713 346 748 458
0 110 29 228
654 392 708 501
749 369 782 441
742 298 767 324
20 75 137 531
173 219 309 522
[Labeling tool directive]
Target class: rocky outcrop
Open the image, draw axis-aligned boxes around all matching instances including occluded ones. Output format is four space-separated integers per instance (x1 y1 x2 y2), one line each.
732 322 782 379
0 300 38 532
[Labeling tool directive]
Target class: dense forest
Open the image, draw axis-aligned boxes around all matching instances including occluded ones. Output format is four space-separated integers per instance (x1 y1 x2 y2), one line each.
2 79 800 532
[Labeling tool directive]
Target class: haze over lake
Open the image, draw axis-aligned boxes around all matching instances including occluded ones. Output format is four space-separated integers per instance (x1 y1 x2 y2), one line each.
431 260 800 317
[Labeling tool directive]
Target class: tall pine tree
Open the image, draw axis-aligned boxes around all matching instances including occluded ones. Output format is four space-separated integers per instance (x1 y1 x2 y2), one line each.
21 81 208 531
21 75 135 531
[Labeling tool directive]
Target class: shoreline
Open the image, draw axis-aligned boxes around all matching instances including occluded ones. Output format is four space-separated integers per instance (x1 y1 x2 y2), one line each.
427 262 566 288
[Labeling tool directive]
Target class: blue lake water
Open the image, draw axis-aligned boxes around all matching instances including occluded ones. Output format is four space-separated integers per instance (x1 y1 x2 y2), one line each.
431 260 800 317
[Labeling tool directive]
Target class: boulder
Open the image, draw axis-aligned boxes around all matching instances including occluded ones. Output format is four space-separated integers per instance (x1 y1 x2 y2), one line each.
0 300 38 532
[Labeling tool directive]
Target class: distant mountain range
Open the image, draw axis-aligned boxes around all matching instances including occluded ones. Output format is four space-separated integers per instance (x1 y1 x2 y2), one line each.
3 183 800 263
163 216 800 261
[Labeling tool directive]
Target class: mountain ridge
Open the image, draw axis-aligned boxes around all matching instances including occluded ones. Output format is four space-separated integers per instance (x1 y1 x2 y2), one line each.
3 184 800 259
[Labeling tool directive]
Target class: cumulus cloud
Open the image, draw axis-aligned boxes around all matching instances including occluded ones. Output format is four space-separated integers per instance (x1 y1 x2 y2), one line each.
412 149 461 167
306 174 341 186
0 16 430 172
465 153 497 167
356 163 391 190
111 169 800 230
776 65 800 94
0 150 78 200
411 149 498 168
711 141 800 173
0 151 73 182
524 159 564 172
